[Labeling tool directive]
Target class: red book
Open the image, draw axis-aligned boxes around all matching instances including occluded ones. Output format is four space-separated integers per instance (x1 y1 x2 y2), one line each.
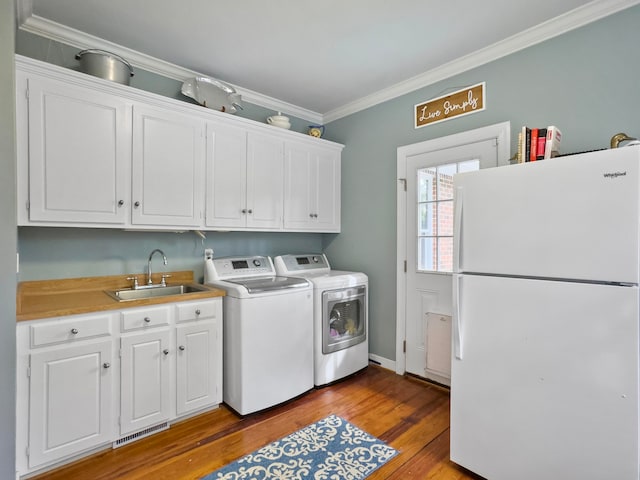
529 128 538 162
536 128 547 160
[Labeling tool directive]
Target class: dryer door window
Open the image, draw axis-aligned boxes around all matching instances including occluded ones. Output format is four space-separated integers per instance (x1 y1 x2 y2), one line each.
322 286 366 354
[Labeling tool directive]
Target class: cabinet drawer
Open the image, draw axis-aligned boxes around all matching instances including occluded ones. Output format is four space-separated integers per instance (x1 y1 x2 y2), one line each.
175 299 220 323
121 306 170 331
30 313 112 348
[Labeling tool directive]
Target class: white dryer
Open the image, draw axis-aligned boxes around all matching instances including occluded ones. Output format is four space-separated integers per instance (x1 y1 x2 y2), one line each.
274 254 368 386
204 252 313 415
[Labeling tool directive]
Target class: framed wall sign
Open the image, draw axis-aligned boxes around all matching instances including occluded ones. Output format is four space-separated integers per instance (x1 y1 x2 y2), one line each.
414 82 486 129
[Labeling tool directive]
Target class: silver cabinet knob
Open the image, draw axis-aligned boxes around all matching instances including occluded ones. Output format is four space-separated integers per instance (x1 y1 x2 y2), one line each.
103 362 111 369
163 349 169 355
179 345 185 351
241 209 247 214
71 328 79 334
195 309 201 316
118 200 124 207
134 201 140 208
144 317 151 323
247 209 253 214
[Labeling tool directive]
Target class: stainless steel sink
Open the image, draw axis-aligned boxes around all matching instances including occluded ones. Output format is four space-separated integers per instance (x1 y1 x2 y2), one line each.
105 283 210 301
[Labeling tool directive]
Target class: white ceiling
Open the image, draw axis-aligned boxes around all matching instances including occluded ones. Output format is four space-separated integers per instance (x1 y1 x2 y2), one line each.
16 0 640 122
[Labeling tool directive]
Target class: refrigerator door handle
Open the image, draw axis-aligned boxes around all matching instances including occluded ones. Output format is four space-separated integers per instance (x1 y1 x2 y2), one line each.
453 187 463 273
453 274 463 360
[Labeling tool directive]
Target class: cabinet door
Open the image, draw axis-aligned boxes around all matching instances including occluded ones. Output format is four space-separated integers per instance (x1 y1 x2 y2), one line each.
28 340 113 468
284 142 341 232
132 105 205 226
246 132 284 229
120 329 171 435
205 122 247 228
312 148 341 232
26 76 130 224
175 320 221 415
283 142 314 230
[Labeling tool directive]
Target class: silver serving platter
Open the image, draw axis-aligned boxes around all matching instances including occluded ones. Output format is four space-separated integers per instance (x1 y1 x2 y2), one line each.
181 76 243 113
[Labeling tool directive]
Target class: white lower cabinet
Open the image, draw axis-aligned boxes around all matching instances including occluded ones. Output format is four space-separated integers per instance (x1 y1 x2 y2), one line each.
175 299 222 415
16 297 223 477
119 305 171 436
28 338 113 469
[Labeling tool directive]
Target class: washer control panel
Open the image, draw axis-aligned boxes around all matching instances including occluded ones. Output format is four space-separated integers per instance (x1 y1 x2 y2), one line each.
209 255 275 279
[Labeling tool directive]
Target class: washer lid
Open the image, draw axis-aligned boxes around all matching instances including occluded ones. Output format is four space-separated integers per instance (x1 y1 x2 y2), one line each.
225 276 309 293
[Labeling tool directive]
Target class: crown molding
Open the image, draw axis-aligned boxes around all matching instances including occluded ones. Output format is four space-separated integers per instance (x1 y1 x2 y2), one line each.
16 0 640 125
322 0 640 123
16 1 323 124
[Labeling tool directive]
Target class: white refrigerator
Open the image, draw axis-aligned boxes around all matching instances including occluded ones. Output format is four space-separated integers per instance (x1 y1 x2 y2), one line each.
450 146 640 480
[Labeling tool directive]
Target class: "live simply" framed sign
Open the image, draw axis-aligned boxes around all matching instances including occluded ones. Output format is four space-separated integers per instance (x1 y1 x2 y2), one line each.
414 82 485 129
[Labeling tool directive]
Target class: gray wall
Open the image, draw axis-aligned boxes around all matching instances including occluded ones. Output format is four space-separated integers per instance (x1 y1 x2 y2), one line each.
19 228 323 282
323 6 640 361
1 0 17 476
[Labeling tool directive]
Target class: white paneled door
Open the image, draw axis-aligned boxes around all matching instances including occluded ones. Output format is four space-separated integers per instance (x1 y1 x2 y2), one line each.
397 123 509 384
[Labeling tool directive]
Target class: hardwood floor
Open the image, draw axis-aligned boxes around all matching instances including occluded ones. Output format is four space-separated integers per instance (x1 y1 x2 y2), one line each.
32 365 483 480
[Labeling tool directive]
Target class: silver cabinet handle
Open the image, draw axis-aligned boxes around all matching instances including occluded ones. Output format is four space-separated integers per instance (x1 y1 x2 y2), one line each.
179 345 185 351
144 317 151 323
241 209 247 214
163 349 169 355
103 362 111 369
71 328 79 334
247 209 253 214
118 200 124 207
134 201 140 208
195 309 201 316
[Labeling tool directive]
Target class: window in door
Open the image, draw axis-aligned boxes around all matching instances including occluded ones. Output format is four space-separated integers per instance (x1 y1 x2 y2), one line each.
417 159 479 272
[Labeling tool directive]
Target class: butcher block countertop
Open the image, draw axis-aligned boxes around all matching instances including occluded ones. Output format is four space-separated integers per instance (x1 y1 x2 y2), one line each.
17 270 225 322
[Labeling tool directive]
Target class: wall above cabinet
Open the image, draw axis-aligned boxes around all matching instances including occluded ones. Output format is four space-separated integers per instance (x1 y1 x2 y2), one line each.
15 55 344 233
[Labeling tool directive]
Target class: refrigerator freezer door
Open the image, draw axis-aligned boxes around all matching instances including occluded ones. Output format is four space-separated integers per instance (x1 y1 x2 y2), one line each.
450 274 639 480
453 147 640 284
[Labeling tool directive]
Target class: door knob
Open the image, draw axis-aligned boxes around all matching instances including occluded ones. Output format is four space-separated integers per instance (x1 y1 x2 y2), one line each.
163 349 169 355
179 345 185 351
103 362 111 369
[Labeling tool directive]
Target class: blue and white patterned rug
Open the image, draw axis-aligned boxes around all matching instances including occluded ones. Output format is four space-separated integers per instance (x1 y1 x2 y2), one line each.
202 414 398 480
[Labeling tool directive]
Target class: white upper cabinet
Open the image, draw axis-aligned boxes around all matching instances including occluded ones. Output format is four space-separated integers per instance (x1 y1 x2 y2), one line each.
205 122 248 228
131 104 205 227
22 75 131 224
284 141 341 232
206 125 284 230
16 56 343 232
246 132 284 229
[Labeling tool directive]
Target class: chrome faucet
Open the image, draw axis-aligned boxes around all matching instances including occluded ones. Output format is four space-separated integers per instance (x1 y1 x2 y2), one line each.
147 249 167 285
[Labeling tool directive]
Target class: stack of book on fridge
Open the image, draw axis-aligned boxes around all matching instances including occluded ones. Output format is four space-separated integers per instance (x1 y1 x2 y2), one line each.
516 126 562 163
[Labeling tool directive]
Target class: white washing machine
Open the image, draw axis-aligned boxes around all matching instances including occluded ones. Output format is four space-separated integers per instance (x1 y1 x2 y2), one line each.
204 251 313 415
274 253 368 386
